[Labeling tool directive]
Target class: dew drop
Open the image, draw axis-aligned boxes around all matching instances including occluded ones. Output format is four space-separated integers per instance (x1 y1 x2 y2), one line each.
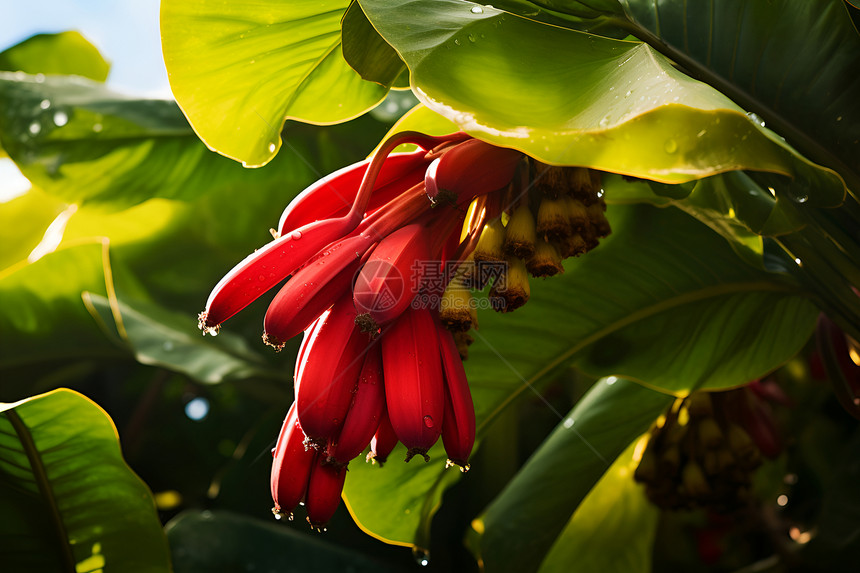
625 90 632 97
470 6 483 13
53 111 69 127
39 99 51 110
598 115 610 128
468 34 476 43
563 418 575 429
28 122 41 135
268 142 276 153
794 194 808 203
746 112 765 127
423 415 434 428
34 73 45 83
290 230 303 240
454 39 461 46
272 507 283 520
413 548 431 567
664 139 678 154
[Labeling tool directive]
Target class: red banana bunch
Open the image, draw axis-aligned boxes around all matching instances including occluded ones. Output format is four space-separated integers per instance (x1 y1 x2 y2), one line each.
199 129 604 529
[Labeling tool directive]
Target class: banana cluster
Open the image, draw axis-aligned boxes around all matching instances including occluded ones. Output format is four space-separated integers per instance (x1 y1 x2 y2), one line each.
198 132 613 529
634 388 782 512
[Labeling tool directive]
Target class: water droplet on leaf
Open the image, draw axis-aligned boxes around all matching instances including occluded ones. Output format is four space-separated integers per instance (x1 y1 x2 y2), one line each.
28 122 41 135
423 415 434 428
413 548 430 567
746 112 765 127
53 111 68 127
39 99 51 110
470 6 483 13
291 230 302 240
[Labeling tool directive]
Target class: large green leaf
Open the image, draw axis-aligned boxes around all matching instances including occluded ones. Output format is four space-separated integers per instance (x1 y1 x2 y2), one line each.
616 0 860 194
0 71 287 208
166 510 405 572
471 380 668 573
161 0 388 167
484 0 860 193
342 110 817 547
0 389 171 572
0 31 110 81
537 435 658 573
358 0 844 201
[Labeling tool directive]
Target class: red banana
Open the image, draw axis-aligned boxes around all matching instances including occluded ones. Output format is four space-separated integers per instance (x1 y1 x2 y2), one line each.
367 408 398 465
296 294 369 445
270 403 316 520
437 322 476 470
304 455 348 530
263 233 376 348
199 216 359 332
381 306 445 461
354 223 432 333
430 139 522 200
327 341 386 465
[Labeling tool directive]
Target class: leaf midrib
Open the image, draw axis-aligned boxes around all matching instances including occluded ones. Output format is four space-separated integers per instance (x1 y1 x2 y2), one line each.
475 279 802 433
6 409 76 572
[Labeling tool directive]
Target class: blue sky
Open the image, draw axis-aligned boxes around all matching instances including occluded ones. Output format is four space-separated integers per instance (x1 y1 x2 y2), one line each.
1 0 170 96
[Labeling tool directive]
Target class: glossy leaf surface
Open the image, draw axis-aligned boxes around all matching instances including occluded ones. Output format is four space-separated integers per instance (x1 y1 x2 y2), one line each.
0 389 170 572
161 0 388 166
